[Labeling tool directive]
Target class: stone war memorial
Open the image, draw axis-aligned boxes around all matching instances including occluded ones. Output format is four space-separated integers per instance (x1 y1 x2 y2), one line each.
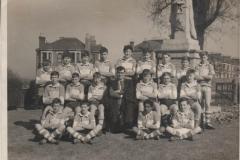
160 0 201 67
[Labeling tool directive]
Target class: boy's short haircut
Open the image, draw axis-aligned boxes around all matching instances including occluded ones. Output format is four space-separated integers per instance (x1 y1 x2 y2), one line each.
100 47 108 54
123 45 133 53
181 56 190 62
143 99 153 108
200 51 208 57
72 72 80 78
162 53 171 57
116 66 126 72
81 50 90 57
93 72 101 79
51 71 59 77
142 69 152 77
52 98 61 105
179 97 189 104
42 60 51 66
161 72 172 78
81 101 90 106
186 69 196 75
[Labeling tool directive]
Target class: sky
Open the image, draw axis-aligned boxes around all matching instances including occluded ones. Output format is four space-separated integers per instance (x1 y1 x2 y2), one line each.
8 0 239 79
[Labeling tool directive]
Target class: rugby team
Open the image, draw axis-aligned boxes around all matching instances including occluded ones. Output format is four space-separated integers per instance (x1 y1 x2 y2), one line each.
35 45 215 144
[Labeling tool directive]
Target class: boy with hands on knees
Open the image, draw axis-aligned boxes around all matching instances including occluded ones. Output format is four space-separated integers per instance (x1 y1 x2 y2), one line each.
35 98 67 145
133 100 161 140
67 102 96 144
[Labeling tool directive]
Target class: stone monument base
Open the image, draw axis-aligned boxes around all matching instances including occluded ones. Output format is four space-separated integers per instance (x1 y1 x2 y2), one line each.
161 38 200 51
157 38 201 68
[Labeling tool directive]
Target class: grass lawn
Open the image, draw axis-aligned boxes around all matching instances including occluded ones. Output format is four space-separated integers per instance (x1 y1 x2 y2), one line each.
8 109 239 160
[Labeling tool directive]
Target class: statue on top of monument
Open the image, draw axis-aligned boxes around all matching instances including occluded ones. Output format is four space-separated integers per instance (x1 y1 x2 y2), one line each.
170 0 197 40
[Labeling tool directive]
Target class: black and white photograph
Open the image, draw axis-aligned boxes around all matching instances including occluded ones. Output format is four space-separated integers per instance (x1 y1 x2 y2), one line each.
2 0 240 160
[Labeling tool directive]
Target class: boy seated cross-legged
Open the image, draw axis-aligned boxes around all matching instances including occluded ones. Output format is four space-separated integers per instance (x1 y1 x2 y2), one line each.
166 98 202 141
35 98 67 145
67 101 96 144
133 100 161 140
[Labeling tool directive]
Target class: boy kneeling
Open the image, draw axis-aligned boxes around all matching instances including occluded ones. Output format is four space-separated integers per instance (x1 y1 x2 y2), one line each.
67 102 96 144
166 98 201 141
35 98 67 145
133 100 161 140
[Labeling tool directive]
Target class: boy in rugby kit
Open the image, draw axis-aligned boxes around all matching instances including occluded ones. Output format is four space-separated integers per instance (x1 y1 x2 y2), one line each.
157 53 176 79
115 45 136 79
67 102 96 144
195 51 215 129
36 60 53 106
176 57 191 96
94 47 115 82
157 72 178 116
35 98 67 144
42 71 65 114
55 55 76 85
136 49 156 79
136 69 159 116
166 98 201 141
63 72 85 118
180 69 202 128
76 50 95 95
86 72 106 137
133 100 161 140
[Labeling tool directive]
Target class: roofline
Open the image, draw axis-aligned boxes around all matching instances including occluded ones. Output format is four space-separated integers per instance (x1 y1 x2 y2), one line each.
36 48 85 51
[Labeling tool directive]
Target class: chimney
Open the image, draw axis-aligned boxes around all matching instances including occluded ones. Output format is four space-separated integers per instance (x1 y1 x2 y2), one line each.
130 41 134 50
85 33 91 51
39 36 46 49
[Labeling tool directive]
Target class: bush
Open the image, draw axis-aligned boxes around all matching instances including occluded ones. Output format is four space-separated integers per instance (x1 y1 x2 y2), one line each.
8 69 23 109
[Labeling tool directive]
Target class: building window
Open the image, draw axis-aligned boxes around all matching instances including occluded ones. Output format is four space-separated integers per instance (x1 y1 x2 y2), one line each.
48 52 52 60
57 53 62 63
77 53 81 63
42 52 47 61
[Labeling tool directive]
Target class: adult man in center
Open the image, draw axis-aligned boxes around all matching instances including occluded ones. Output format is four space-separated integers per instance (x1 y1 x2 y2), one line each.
109 66 136 132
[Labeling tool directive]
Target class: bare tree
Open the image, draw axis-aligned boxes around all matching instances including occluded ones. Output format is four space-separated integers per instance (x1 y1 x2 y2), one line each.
148 0 238 49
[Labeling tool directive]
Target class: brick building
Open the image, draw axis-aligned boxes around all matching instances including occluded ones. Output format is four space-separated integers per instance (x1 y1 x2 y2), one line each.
35 34 102 72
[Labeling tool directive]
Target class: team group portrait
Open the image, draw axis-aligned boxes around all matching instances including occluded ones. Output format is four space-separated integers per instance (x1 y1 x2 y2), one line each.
6 0 239 160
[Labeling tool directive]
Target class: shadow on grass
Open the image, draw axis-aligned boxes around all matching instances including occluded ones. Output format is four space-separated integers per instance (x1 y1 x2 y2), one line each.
14 119 39 130
14 119 42 142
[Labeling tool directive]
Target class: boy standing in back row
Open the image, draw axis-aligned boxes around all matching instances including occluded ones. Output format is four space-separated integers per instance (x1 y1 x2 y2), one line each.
94 47 115 83
136 49 156 79
195 51 215 129
55 54 76 85
157 53 176 79
36 60 53 106
115 45 136 80
76 50 95 95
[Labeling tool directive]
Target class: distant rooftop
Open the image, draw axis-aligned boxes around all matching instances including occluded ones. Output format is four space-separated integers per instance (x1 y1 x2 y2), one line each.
38 37 85 50
134 39 164 52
